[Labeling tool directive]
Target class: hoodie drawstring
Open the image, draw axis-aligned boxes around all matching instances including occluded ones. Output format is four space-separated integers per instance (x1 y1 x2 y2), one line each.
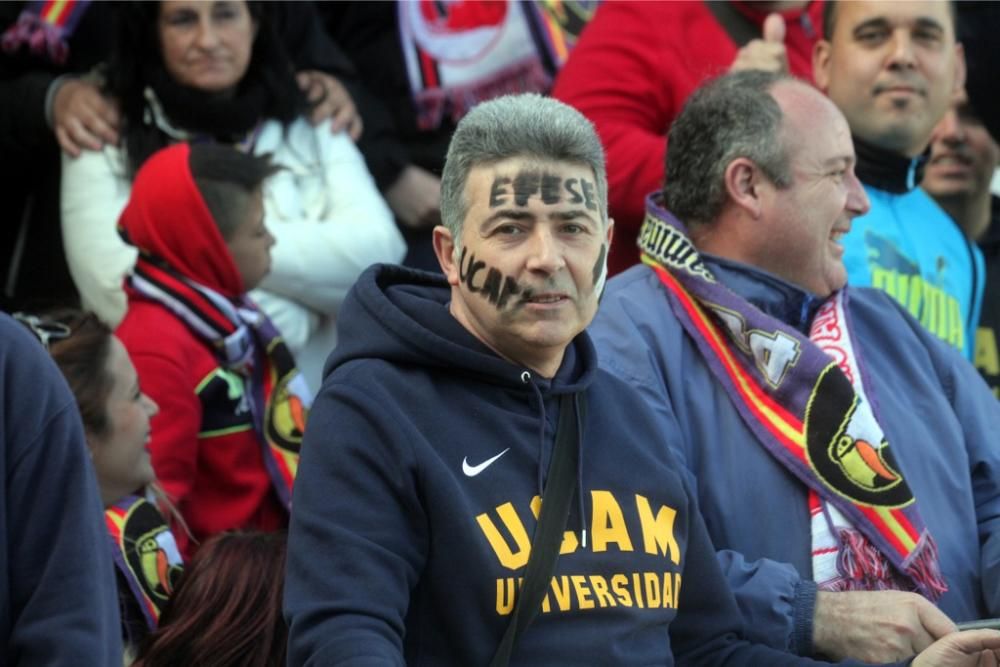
521 370 587 549
523 371 547 498
573 392 587 549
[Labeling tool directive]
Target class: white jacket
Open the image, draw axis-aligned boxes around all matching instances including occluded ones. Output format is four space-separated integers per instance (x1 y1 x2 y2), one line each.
61 111 404 390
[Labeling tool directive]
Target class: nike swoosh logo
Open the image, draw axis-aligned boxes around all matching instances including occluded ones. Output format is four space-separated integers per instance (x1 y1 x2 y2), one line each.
462 448 510 477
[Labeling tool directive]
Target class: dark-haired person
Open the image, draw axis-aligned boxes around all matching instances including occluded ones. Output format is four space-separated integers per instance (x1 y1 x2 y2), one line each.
116 142 310 560
44 310 183 656
814 0 982 360
61 0 404 390
133 532 287 667
2 312 121 665
922 99 1000 397
591 71 1000 664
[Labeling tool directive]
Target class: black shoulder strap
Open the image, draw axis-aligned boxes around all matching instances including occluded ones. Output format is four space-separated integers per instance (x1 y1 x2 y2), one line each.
704 0 760 47
489 392 587 667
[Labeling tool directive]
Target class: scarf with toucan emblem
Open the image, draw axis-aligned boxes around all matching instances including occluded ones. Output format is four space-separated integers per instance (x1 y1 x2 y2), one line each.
105 494 184 631
637 193 946 600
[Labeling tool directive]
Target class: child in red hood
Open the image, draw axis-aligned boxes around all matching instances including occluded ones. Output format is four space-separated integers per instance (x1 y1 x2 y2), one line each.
116 143 311 559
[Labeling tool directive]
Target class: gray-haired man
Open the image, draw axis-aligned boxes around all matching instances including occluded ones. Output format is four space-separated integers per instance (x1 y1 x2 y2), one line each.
285 91 1000 666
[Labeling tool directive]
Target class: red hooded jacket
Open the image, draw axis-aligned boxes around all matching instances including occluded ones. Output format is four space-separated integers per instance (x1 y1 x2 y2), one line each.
116 144 287 559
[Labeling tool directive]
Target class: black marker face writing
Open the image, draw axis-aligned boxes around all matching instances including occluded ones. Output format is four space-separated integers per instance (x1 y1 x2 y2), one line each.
459 246 534 311
489 170 598 212
592 243 607 288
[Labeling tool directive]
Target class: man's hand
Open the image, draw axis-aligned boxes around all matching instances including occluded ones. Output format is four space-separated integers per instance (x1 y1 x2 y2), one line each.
385 165 442 229
913 629 1000 667
52 78 120 157
296 70 363 141
729 13 789 74
813 590 958 662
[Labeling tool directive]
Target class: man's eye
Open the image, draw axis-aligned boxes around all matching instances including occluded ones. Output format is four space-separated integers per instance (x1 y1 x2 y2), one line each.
913 29 942 45
497 225 523 235
856 29 888 44
562 223 585 234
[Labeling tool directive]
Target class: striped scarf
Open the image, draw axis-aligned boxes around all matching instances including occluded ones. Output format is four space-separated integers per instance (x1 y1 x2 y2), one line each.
638 193 946 600
126 254 310 510
1 0 90 65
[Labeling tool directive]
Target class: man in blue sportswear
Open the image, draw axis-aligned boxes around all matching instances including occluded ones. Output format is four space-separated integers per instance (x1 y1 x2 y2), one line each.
813 0 983 359
284 92 1000 665
590 70 1000 666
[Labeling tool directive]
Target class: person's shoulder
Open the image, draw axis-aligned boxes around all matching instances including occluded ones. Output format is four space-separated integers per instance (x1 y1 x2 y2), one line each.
848 287 944 358
0 313 80 454
601 263 663 303
117 301 214 365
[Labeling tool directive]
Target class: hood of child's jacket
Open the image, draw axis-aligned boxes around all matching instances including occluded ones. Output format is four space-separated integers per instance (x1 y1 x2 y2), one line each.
118 142 244 297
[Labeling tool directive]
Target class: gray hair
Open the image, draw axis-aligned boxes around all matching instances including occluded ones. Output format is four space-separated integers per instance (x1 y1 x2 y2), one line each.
663 70 793 226
440 93 608 242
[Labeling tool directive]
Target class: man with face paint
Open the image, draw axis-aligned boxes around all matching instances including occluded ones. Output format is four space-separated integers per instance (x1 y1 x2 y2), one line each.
591 70 1000 664
284 93 1000 666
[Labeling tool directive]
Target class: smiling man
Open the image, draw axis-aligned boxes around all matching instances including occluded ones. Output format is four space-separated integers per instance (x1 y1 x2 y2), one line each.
812 0 983 359
591 70 1000 664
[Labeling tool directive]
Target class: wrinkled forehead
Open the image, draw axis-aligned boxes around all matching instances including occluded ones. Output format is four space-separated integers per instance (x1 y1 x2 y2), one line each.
831 0 956 41
465 158 600 212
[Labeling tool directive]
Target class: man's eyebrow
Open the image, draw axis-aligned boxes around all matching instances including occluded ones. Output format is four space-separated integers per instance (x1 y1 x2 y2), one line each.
821 155 854 168
550 209 598 224
913 17 945 34
852 17 890 35
480 209 535 229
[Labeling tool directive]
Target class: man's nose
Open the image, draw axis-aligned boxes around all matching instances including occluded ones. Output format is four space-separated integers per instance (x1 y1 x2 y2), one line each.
525 227 566 274
931 108 967 147
886 29 917 69
846 171 871 218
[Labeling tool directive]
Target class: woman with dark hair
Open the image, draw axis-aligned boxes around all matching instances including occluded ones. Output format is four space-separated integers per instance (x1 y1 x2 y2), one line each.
60 0 404 390
132 532 288 667
33 310 184 656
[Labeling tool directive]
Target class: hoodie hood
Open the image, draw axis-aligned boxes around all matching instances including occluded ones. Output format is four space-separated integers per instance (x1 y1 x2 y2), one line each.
118 143 245 297
329 264 599 394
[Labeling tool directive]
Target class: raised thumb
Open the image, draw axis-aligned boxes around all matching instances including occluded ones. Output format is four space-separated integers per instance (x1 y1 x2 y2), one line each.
763 13 786 43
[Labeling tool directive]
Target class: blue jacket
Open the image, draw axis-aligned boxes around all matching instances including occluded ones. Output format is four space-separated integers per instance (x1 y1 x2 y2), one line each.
0 313 122 666
840 184 984 359
284 264 883 667
590 259 1000 655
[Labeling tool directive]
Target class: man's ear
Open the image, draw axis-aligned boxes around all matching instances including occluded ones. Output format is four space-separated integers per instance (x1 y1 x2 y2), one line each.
813 40 832 92
604 217 614 247
723 158 765 219
432 225 462 287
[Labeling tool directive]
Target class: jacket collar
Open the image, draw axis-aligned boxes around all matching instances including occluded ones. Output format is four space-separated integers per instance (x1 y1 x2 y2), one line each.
702 254 825 334
853 133 926 194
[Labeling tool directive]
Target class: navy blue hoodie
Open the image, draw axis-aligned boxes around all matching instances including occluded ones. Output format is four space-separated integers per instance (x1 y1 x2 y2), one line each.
285 265 892 667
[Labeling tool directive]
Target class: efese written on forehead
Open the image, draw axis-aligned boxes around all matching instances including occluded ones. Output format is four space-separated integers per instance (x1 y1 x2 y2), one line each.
488 169 598 212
